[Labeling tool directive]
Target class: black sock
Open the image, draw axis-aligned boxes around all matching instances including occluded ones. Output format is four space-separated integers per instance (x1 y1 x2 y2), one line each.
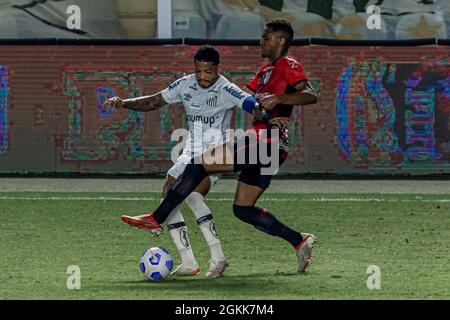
153 163 208 223
233 205 303 247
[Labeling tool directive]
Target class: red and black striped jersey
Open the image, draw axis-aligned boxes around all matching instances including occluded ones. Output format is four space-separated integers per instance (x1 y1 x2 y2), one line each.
246 55 307 132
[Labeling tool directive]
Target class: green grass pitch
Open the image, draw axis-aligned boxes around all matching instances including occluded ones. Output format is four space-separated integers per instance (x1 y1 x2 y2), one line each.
1 191 449 299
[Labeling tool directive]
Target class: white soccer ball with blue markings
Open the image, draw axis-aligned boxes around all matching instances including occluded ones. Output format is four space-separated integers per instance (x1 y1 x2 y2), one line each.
139 247 174 281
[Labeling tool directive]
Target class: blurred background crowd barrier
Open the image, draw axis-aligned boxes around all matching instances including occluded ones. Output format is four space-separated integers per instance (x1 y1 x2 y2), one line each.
0 1 449 176
0 43 449 175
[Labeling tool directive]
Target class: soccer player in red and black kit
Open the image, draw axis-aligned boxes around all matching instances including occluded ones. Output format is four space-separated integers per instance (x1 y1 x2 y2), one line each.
121 19 319 273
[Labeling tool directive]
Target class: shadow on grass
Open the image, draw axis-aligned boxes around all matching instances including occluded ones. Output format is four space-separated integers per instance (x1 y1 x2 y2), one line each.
89 271 314 296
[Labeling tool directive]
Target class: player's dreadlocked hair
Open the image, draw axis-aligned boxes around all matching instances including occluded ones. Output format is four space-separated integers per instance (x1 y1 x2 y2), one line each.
194 45 221 65
265 19 294 54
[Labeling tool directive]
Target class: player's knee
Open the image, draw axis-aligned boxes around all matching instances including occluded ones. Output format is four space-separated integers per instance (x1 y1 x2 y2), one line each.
233 204 254 223
201 162 214 173
162 175 177 197
186 161 210 175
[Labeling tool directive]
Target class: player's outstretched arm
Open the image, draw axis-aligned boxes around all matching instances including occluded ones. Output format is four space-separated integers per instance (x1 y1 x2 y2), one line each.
259 80 317 111
103 92 166 112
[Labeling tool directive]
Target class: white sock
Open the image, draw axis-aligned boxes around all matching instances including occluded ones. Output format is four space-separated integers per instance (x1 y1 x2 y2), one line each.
165 201 196 267
185 192 225 262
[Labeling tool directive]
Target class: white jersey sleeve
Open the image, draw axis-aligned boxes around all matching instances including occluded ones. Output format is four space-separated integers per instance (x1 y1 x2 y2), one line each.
160 76 189 104
221 82 256 113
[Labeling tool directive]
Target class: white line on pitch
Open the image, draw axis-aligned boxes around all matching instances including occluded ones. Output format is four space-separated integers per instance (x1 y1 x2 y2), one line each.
0 196 449 203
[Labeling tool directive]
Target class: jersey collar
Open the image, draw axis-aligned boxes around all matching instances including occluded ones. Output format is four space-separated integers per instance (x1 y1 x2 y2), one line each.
269 55 286 67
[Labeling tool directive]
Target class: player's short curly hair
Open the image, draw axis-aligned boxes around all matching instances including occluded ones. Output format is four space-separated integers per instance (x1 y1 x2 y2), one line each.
194 45 220 65
265 19 294 51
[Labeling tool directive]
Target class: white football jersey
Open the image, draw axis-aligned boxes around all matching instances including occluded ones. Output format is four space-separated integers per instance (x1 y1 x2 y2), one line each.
161 74 251 156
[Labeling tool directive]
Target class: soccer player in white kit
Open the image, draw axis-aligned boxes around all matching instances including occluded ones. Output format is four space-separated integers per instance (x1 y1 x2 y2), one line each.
104 45 261 279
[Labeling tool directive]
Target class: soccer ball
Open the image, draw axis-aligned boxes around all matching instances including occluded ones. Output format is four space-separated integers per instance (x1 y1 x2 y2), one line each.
139 247 174 281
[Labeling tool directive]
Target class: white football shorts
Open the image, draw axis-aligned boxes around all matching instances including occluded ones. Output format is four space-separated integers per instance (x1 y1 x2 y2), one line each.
167 150 219 187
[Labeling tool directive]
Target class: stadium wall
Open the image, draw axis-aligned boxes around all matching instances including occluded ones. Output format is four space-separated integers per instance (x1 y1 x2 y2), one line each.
0 41 449 176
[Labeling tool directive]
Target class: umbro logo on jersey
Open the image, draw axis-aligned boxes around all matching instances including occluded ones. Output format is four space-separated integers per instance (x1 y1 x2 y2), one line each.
287 58 300 69
206 96 218 108
189 85 198 91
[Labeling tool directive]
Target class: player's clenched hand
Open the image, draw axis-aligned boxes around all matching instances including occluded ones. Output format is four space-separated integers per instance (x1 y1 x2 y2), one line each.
271 117 290 130
252 103 264 121
259 94 281 111
103 96 125 110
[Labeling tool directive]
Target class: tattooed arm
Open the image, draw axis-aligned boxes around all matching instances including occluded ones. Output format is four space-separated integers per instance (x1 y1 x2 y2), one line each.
103 92 166 112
